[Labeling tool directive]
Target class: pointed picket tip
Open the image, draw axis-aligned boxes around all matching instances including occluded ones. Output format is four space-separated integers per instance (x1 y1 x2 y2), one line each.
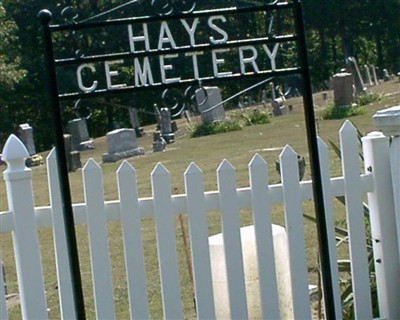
317 136 328 150
249 153 266 167
117 160 135 175
279 145 297 160
82 158 101 171
47 147 57 160
217 159 235 172
151 162 169 176
184 162 203 175
339 119 356 134
2 134 29 161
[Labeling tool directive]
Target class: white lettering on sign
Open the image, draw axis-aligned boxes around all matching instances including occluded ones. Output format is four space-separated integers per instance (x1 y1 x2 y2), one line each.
181 18 200 46
128 23 150 52
134 57 154 86
158 21 177 50
77 64 98 92
212 48 232 77
105 60 126 89
185 51 204 79
263 43 280 71
160 54 181 84
208 15 228 44
239 46 260 74
74 14 286 93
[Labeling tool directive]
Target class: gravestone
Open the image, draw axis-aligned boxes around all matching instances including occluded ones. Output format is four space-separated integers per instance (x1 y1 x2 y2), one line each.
196 86 226 123
272 98 287 116
364 65 373 86
18 123 36 156
68 118 95 151
383 69 391 81
270 82 276 100
332 72 354 108
129 108 144 137
347 56 367 94
64 134 81 172
102 128 144 163
372 65 379 85
154 105 162 130
153 131 167 152
160 108 175 143
182 110 191 122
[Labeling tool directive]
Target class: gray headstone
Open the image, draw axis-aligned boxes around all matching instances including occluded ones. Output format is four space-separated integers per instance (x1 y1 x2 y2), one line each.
272 98 286 116
154 105 162 126
129 108 140 129
182 110 191 122
18 123 36 156
64 134 81 172
347 57 367 94
372 65 379 85
153 131 167 152
102 128 144 163
196 87 226 123
270 82 276 100
160 108 172 134
383 69 391 81
332 72 354 108
364 65 373 86
68 118 94 151
106 128 137 154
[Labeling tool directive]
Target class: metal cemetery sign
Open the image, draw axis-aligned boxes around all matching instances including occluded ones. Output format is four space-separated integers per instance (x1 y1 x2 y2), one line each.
39 1 335 318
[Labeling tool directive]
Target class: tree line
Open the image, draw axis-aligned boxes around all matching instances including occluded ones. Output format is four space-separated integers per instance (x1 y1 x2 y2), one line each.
1 0 399 152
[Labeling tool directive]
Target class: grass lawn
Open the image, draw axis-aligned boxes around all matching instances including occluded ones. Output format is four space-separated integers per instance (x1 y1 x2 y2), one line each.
1 79 399 319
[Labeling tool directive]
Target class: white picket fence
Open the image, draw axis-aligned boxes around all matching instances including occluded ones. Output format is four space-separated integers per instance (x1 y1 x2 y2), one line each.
1 120 400 319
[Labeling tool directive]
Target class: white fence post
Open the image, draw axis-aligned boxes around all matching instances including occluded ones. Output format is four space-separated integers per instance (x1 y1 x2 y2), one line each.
362 131 400 319
2 135 48 319
373 106 400 260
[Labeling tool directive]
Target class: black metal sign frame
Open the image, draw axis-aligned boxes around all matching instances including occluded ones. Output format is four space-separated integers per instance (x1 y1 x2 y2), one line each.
38 1 336 319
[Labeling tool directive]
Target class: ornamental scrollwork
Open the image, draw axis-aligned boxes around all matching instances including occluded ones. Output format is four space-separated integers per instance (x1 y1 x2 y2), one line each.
151 0 196 16
161 83 207 117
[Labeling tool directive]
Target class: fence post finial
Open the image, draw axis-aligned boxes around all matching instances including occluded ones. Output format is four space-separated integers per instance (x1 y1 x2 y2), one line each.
2 134 29 174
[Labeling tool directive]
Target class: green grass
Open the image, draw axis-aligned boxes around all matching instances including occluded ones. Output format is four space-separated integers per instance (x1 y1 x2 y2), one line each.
0 80 399 319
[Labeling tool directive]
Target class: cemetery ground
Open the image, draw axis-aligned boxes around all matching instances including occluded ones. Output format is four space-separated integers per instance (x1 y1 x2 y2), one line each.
0 79 399 319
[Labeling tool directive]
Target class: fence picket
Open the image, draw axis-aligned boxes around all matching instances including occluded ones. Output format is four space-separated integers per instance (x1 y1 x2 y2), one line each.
117 161 149 319
248 154 280 319
151 163 183 319
317 138 342 320
217 160 248 319
82 159 115 319
280 146 311 319
184 163 216 319
340 121 372 319
46 149 76 319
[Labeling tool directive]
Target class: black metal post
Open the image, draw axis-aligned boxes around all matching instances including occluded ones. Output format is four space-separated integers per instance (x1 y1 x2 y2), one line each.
293 1 336 319
38 10 86 320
